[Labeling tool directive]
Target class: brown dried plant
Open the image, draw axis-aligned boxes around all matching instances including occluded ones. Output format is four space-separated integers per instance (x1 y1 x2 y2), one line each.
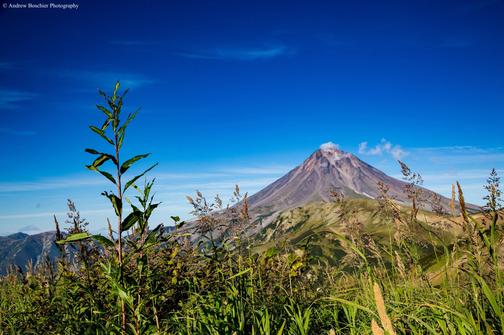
371 282 396 335
398 160 424 222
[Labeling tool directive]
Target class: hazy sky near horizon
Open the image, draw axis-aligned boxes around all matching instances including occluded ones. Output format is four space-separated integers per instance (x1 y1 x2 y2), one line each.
1 0 503 235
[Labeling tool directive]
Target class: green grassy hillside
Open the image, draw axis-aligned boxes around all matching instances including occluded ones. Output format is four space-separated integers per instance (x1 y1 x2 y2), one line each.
253 199 460 268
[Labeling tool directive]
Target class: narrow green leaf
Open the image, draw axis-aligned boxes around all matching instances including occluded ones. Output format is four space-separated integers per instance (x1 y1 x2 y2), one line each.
112 81 120 102
92 235 115 247
99 171 116 185
116 89 129 112
85 148 100 155
120 153 150 174
117 109 139 149
120 109 138 132
130 204 141 213
96 105 113 118
116 287 134 308
100 118 111 131
98 89 107 100
123 163 158 193
56 232 91 244
91 154 111 168
228 268 252 280
144 224 163 245
117 132 126 150
89 126 114 145
122 211 141 231
87 166 117 185
144 202 159 219
475 273 502 316
102 191 122 217
85 149 118 166
277 320 286 335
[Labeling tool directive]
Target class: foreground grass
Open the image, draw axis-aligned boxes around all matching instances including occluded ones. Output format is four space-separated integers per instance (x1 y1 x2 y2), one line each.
0 197 502 334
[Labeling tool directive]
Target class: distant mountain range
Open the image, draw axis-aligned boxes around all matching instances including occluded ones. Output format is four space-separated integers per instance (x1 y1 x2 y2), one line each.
0 144 477 274
0 231 59 274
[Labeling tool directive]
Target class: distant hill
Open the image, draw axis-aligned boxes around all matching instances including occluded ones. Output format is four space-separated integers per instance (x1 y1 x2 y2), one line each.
0 231 60 274
0 226 176 275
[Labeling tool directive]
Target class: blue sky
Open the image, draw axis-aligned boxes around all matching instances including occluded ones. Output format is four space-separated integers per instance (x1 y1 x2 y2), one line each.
0 0 503 235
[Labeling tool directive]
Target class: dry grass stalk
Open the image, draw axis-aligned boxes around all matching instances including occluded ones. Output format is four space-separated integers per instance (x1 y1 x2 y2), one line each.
373 282 396 335
451 183 456 216
371 319 385 335
394 251 407 279
457 182 469 226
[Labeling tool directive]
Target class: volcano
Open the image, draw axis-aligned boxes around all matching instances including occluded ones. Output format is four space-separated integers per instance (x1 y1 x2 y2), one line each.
247 142 458 222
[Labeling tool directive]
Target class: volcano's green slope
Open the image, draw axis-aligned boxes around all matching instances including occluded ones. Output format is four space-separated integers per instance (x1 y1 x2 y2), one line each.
253 198 460 267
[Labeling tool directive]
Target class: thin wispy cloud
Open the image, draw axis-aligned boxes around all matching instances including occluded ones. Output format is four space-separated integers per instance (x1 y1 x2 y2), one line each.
413 145 488 152
0 89 38 109
17 224 41 233
315 33 346 48
413 145 504 154
409 146 504 164
63 70 156 89
0 128 37 136
391 169 504 182
0 175 106 193
156 177 277 193
428 182 487 197
0 164 287 193
176 45 291 61
359 139 407 160
457 0 500 13
440 36 475 48
109 40 162 46
0 62 15 70
155 172 228 180
0 208 112 220
219 165 292 175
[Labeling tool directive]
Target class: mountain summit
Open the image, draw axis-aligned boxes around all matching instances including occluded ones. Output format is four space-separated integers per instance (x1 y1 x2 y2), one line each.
248 142 453 221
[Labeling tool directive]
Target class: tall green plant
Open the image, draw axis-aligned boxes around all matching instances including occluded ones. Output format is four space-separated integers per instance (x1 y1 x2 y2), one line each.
58 81 157 333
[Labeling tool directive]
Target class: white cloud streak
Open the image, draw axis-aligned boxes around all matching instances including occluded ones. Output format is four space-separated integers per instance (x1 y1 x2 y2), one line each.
0 89 38 109
63 70 156 89
0 208 112 220
0 165 290 193
176 45 291 61
0 62 15 70
0 128 37 136
393 169 503 181
109 40 161 46
0 176 106 192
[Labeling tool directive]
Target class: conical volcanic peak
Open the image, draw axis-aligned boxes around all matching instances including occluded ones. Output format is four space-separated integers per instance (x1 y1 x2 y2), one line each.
302 142 356 172
247 143 457 223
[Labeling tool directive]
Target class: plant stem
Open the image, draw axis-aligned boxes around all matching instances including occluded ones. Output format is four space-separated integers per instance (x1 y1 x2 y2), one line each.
115 126 126 334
